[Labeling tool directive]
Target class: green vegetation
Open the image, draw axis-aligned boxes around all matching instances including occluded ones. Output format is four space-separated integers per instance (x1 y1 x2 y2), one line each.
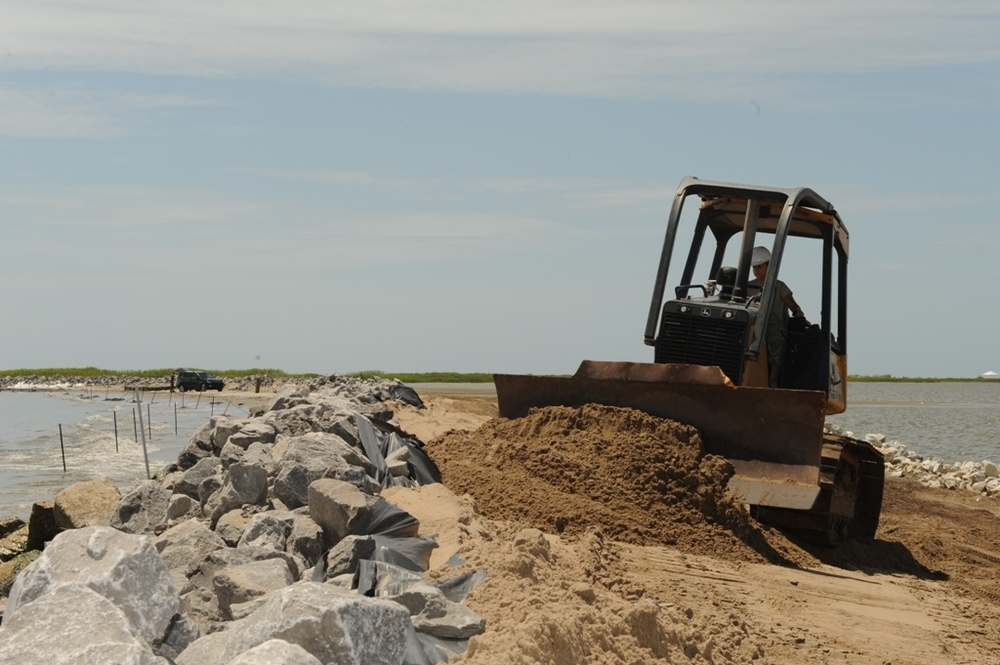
0 367 314 380
4 368 992 384
0 368 493 383
848 374 999 383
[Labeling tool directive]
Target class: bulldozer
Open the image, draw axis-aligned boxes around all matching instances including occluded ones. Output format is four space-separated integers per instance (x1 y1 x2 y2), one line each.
494 176 884 544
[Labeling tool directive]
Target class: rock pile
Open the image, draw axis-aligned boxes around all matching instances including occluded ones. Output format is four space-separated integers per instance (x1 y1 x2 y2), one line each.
0 375 484 665
826 424 1000 497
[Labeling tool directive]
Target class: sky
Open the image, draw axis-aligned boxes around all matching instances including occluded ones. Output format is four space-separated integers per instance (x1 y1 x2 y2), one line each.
1 1 998 378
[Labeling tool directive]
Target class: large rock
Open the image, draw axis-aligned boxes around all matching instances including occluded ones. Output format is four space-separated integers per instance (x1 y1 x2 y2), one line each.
26 500 59 550
155 518 228 588
307 479 373 547
223 639 323 665
213 557 295 619
237 511 294 551
0 583 170 665
271 433 370 509
177 419 225 469
308 478 420 548
206 463 269 525
175 582 409 665
175 457 223 500
286 515 324 568
215 508 253 546
0 518 27 561
226 422 278 450
321 535 377 581
53 477 122 529
212 416 242 449
5 526 178 646
388 580 486 639
111 479 172 534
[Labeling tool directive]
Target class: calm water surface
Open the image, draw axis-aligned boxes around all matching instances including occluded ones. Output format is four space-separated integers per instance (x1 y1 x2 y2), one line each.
828 382 1000 464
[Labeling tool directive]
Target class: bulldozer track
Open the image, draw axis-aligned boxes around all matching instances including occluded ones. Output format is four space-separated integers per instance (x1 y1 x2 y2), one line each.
630 547 746 585
948 545 1000 603
955 543 1000 566
953 580 1000 604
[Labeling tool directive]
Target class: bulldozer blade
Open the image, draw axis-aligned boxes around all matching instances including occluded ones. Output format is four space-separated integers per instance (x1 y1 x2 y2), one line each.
494 360 829 511
727 461 822 510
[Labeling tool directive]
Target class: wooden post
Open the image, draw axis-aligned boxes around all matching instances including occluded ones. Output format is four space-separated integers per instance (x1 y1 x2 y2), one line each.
114 411 119 453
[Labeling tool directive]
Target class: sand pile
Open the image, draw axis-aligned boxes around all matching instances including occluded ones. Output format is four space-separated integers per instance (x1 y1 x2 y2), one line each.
427 403 772 563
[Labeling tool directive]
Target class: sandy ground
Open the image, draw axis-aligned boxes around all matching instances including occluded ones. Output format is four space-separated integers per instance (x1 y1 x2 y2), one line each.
391 388 1000 665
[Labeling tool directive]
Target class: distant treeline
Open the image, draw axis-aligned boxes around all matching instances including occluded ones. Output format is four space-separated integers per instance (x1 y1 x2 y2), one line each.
0 368 993 384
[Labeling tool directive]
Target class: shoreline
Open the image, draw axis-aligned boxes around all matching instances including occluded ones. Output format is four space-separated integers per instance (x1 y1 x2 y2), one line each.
4 377 998 499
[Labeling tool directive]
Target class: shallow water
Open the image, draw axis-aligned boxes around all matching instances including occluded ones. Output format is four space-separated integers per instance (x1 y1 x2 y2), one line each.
0 389 255 521
827 382 1000 463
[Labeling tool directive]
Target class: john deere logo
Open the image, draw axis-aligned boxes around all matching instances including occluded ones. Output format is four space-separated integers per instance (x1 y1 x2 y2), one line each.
700 308 711 317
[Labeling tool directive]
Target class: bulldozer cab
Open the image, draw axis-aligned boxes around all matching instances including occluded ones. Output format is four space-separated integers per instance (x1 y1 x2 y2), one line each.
643 176 849 414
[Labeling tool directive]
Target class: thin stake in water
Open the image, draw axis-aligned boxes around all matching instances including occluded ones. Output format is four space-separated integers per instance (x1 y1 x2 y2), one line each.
59 424 66 472
134 389 150 480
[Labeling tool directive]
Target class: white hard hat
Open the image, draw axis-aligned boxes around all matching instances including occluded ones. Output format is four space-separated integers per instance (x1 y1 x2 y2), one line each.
751 246 771 266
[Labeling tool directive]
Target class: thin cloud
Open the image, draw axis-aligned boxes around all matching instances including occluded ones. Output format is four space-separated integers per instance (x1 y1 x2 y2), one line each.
4 1 997 103
0 85 219 137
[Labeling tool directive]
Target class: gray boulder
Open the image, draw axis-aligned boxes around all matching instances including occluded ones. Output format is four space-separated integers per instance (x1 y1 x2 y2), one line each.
389 581 486 639
321 535 377 581
306 478 374 547
155 518 227 588
223 639 322 665
6 526 178 646
213 558 295 620
175 582 409 665
0 583 169 665
226 421 278 450
177 419 224 469
286 515 324 568
206 463 269 525
237 512 294 551
175 457 223 500
166 493 199 522
111 479 172 534
212 416 242 449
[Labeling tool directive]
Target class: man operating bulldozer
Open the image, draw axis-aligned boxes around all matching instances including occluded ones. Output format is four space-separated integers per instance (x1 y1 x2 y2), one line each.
748 246 805 387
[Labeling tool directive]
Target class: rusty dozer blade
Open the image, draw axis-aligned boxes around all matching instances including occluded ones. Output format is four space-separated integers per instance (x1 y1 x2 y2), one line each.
494 360 829 511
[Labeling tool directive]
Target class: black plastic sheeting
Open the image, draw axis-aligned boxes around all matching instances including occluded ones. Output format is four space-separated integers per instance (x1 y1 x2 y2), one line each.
334 390 477 664
356 415 442 488
356 559 485 665
388 383 426 409
372 535 438 572
364 497 422 539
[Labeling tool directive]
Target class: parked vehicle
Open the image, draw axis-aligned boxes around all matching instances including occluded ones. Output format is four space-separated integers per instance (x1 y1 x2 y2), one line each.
174 369 225 392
